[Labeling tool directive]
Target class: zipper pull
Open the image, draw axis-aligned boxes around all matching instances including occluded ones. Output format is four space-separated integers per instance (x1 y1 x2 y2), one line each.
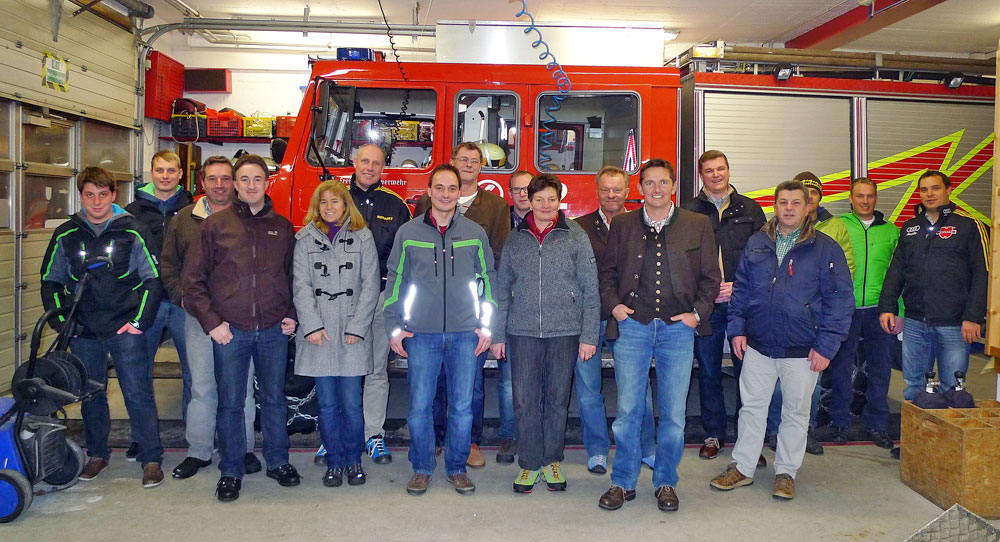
789 259 794 277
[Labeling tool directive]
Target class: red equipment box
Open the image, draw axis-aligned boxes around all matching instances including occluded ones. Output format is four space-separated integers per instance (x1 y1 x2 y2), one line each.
145 51 185 122
208 110 242 137
276 116 296 138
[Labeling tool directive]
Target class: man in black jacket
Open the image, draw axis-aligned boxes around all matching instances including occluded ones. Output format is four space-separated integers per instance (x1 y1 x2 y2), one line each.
682 150 766 460
346 143 411 465
40 167 164 488
123 150 193 460
879 170 989 403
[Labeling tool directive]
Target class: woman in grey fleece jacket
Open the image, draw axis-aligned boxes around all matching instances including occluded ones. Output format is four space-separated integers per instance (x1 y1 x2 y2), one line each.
491 174 601 493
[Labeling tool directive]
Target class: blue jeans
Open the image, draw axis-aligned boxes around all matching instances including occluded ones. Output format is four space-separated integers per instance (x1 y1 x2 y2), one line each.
406 331 479 476
144 300 189 415
902 318 971 401
575 320 655 457
611 318 694 490
854 308 895 430
693 302 742 440
71 333 162 465
434 351 515 445
822 306 864 429
314 376 364 468
214 323 290 478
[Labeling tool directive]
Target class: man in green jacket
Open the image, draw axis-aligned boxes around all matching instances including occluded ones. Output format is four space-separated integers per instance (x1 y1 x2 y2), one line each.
831 178 901 448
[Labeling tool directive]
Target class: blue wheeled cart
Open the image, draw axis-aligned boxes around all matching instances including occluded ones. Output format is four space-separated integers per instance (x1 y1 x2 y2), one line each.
0 259 107 523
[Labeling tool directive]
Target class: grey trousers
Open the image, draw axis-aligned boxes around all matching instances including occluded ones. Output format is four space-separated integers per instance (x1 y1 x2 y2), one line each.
363 289 391 439
183 313 257 460
731 347 819 479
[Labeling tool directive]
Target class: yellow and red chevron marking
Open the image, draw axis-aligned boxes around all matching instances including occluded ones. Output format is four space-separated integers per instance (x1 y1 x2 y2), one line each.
744 130 994 227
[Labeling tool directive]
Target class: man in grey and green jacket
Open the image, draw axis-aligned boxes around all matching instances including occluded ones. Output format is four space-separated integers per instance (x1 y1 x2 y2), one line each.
384 164 497 497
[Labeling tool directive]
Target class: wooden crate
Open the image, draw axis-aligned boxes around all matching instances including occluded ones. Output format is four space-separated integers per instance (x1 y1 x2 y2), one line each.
900 399 1000 518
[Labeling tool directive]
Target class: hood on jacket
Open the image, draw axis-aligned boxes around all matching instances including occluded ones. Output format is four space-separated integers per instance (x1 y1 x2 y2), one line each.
74 204 129 233
762 214 818 243
136 182 188 213
845 209 888 227
232 195 275 219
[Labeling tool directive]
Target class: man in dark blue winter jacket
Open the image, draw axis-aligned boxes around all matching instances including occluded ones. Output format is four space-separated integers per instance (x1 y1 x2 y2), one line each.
710 179 854 501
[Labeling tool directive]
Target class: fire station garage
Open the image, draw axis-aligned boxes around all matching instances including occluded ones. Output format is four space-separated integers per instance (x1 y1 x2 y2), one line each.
1 0 999 539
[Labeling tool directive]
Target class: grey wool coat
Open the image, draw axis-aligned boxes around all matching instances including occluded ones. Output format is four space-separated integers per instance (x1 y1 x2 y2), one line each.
292 220 380 377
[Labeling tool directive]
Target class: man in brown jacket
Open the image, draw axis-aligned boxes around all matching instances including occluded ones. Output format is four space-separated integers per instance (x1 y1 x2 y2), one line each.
184 154 299 502
160 156 259 480
414 142 511 468
597 159 720 513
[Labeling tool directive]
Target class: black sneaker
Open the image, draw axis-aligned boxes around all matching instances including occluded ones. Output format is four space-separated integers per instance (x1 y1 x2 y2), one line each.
323 468 343 487
805 431 824 455
266 464 301 487
890 446 901 460
125 442 139 462
346 464 366 486
766 434 777 452
216 476 241 502
496 437 516 464
869 429 894 450
244 453 262 474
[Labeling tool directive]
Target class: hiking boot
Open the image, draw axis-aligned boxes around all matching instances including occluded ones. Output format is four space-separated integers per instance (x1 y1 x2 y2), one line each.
598 485 636 510
142 463 164 488
496 437 516 464
543 462 566 491
366 435 392 465
447 473 476 494
587 455 608 475
407 473 430 495
466 444 485 469
79 457 109 481
772 474 795 500
513 469 540 493
710 463 753 491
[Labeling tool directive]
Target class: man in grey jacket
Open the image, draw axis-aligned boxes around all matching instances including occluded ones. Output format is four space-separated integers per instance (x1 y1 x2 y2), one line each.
384 164 497 496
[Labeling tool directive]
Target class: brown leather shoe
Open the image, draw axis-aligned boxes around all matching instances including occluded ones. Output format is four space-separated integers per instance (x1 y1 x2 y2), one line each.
698 437 725 459
710 463 753 490
772 474 795 500
406 473 430 495
598 485 636 510
447 473 476 494
655 486 679 511
757 454 767 468
466 444 485 469
79 457 109 481
699 437 723 459
142 462 164 488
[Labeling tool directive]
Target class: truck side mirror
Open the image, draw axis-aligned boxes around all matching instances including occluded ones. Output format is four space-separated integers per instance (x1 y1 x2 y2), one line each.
271 138 288 164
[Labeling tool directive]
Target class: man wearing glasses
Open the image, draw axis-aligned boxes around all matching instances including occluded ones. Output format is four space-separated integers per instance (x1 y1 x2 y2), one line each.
415 142 511 468
509 170 533 229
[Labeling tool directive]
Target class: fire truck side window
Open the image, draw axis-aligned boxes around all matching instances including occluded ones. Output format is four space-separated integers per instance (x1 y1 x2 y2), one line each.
350 88 436 169
535 93 639 173
454 92 518 171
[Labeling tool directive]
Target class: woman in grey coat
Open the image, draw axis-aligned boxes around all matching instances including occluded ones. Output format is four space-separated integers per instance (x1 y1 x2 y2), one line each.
293 180 379 488
490 173 601 494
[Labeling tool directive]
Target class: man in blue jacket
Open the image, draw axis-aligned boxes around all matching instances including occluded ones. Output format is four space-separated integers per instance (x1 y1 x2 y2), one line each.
710 179 854 501
384 164 497 496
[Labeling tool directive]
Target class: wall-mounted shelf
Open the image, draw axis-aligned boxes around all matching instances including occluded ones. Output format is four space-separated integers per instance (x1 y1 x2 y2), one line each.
160 136 272 146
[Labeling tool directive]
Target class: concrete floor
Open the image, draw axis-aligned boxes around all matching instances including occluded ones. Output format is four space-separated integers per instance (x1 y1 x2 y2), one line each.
4 446 996 541
7 345 999 539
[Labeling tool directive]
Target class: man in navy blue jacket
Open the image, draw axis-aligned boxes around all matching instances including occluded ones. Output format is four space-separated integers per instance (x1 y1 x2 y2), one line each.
710 179 854 501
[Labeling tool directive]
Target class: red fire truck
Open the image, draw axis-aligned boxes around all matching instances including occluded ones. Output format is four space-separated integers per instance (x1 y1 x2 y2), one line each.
268 60 683 224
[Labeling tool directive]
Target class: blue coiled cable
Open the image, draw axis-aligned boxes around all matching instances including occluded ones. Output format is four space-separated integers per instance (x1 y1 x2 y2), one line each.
515 1 572 170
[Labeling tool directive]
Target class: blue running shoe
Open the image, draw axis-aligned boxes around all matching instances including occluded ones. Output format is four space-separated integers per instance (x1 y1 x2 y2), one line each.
314 444 326 466
366 435 392 464
588 455 607 475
